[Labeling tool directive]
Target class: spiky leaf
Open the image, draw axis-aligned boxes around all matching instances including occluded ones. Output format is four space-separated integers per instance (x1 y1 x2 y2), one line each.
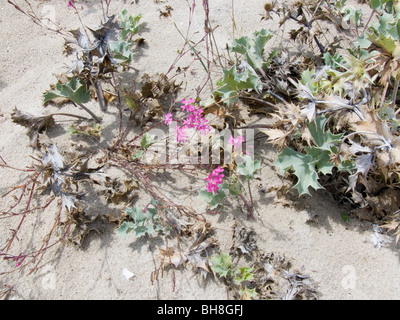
308 116 343 151
230 28 273 70
210 252 233 278
213 65 261 106
275 147 323 196
43 77 90 105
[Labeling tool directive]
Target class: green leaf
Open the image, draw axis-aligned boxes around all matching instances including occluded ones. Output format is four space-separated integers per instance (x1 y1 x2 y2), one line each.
222 181 242 196
213 65 261 106
109 40 133 64
368 30 397 54
140 132 157 149
341 213 350 222
306 147 334 175
117 221 136 238
118 11 142 39
355 36 372 49
235 267 254 282
370 0 391 10
237 154 261 179
126 206 147 224
308 116 343 151
239 287 257 300
230 28 273 70
121 204 167 239
275 147 323 196
198 190 213 203
43 77 90 105
210 252 233 278
145 207 158 219
198 189 226 209
132 150 144 160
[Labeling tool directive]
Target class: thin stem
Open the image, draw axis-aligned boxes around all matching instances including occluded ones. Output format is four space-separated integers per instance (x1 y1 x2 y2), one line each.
247 179 254 208
362 9 376 36
392 78 399 110
239 193 255 220
72 102 102 123
50 113 90 121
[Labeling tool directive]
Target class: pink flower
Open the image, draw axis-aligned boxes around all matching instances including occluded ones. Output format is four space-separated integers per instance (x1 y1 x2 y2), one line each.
67 0 76 8
228 135 245 149
181 98 196 112
164 112 173 125
205 166 224 194
174 98 211 143
175 125 188 143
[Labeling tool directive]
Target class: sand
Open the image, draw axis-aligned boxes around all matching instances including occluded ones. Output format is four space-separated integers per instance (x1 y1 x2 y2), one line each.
1 0 400 300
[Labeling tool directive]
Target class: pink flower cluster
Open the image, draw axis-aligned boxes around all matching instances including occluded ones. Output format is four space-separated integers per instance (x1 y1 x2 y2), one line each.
164 98 211 143
228 135 245 149
205 166 224 194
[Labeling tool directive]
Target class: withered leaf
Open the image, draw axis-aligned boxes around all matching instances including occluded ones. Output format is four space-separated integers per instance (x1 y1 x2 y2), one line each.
140 73 181 99
230 224 258 257
11 108 55 148
104 179 138 205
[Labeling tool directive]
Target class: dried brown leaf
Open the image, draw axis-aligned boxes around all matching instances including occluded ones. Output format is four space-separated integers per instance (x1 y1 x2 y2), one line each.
11 108 56 148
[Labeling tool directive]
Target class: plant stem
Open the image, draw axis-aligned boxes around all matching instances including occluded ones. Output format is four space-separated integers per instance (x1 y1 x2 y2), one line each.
239 193 255 220
392 78 399 110
247 179 254 208
362 9 375 36
72 102 102 123
51 113 90 121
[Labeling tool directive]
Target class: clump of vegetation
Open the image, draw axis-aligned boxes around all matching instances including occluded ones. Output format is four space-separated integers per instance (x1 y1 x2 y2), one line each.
2 0 400 300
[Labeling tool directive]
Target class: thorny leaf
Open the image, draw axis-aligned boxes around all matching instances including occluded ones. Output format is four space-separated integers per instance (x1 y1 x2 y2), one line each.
235 267 254 282
62 210 102 247
140 73 181 99
11 108 56 148
43 77 90 105
157 221 217 278
230 28 273 70
308 116 343 151
210 252 233 278
275 147 324 196
42 144 65 172
213 65 261 106
262 128 290 149
252 252 319 300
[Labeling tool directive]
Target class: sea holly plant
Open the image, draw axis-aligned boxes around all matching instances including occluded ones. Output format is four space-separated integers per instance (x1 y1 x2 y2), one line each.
117 199 169 239
43 76 102 122
43 7 143 119
118 9 142 40
212 29 273 106
210 252 256 300
275 115 353 196
229 28 273 71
